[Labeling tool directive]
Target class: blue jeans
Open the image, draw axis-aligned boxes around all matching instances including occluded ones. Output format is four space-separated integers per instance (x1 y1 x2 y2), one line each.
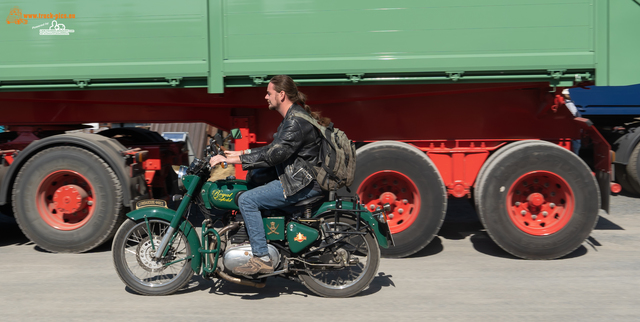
572 139 581 155
237 179 322 257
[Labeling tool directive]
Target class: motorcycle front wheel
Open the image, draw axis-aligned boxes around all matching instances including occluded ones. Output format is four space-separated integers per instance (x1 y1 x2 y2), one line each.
300 217 381 298
112 219 194 296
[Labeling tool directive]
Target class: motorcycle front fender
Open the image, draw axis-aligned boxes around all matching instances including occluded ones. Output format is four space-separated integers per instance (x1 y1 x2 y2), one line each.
126 207 202 273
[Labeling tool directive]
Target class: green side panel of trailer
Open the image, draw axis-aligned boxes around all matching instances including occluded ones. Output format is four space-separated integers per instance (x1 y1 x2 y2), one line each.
1 1 639 91
608 0 640 86
221 0 595 76
0 0 209 81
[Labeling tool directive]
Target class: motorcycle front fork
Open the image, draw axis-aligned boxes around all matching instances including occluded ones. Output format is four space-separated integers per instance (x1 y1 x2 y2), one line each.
154 177 201 260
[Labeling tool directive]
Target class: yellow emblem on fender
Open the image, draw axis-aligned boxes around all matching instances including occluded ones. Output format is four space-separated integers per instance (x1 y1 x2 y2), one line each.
293 232 307 243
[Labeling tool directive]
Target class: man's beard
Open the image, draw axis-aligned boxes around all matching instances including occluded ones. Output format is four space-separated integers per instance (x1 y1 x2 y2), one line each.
268 102 277 111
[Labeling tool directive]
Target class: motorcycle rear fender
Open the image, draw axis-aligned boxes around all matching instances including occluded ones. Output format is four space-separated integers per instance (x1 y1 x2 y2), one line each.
314 201 389 248
126 207 202 273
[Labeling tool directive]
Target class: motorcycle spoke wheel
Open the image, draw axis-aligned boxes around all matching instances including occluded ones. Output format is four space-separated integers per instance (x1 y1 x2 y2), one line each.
112 219 193 296
300 217 380 298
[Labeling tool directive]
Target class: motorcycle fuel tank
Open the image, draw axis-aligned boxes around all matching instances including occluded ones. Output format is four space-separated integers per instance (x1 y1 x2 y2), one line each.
200 179 248 210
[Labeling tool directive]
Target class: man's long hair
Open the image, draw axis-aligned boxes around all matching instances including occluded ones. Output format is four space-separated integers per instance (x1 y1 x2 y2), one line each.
270 75 331 126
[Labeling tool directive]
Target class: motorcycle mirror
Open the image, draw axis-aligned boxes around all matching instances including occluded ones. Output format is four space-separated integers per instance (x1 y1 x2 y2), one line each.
208 137 217 155
214 132 224 146
230 128 242 139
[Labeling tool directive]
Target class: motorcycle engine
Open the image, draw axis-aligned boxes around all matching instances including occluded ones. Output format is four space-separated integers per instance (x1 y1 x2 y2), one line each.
223 226 280 273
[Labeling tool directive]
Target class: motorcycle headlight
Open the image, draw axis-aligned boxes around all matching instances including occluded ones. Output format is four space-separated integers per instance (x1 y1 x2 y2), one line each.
176 165 188 191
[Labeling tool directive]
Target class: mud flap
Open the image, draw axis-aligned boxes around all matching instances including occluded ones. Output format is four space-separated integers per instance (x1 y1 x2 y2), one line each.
575 117 611 214
596 170 610 214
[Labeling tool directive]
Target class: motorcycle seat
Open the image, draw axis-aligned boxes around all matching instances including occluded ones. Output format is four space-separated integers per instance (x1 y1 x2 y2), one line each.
293 195 326 207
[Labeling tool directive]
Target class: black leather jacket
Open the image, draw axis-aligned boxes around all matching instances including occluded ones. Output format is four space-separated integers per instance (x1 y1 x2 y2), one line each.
240 104 321 197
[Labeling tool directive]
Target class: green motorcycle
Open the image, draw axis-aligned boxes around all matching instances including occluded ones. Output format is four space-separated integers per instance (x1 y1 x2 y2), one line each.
112 129 393 298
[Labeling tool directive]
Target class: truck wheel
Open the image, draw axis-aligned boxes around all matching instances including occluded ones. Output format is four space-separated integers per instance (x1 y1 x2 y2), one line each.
614 164 640 195
355 141 446 258
477 142 599 259
622 142 640 195
12 146 124 253
475 140 544 208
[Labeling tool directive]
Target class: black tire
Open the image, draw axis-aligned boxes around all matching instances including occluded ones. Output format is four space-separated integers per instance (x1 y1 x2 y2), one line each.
300 217 380 298
623 142 640 195
615 164 640 195
354 141 446 258
0 202 13 218
112 219 194 296
477 142 600 259
475 140 548 207
12 146 124 253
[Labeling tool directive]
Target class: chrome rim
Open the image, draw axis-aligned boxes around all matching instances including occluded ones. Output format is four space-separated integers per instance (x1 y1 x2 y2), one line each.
121 220 190 288
305 221 371 290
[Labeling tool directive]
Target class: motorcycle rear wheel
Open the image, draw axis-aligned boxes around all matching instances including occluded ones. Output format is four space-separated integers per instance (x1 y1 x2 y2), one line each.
112 219 194 296
300 217 380 298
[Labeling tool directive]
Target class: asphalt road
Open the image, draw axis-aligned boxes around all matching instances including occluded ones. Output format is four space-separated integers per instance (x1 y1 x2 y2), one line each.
1 195 639 322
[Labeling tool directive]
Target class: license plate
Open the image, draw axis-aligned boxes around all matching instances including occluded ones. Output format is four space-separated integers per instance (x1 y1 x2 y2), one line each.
135 199 168 209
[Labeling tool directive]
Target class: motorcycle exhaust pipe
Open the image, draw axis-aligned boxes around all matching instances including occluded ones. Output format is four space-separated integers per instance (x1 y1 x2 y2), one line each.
217 221 240 236
216 270 266 288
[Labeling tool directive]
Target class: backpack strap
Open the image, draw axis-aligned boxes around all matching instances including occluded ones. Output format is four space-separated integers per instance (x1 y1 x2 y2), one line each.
294 112 342 188
293 112 325 134
293 112 338 151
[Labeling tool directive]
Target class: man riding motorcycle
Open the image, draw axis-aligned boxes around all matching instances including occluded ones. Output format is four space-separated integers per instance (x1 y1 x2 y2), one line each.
209 75 329 275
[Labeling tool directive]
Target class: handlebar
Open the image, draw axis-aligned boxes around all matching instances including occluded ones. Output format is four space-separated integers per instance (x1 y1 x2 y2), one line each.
183 129 242 177
204 135 228 170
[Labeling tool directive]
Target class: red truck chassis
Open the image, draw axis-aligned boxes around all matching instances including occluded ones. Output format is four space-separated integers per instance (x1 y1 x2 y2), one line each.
0 81 611 258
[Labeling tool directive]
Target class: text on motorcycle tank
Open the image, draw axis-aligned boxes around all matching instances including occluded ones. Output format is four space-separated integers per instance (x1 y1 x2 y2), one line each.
211 190 233 202
200 180 248 211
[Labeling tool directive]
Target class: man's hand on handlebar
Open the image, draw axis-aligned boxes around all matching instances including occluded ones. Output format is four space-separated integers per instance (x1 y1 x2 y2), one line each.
209 153 241 168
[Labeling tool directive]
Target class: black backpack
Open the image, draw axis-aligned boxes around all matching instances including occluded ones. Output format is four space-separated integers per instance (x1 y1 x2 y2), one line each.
295 113 356 191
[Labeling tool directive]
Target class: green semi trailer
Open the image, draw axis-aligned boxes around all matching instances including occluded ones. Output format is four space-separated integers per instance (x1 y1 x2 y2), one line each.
1 0 638 259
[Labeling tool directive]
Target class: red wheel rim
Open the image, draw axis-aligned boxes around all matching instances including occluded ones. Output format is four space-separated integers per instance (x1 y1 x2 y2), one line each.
506 171 575 236
357 170 420 234
36 170 96 231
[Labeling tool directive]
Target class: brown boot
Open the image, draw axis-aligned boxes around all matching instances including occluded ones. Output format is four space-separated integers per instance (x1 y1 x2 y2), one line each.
233 256 273 275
